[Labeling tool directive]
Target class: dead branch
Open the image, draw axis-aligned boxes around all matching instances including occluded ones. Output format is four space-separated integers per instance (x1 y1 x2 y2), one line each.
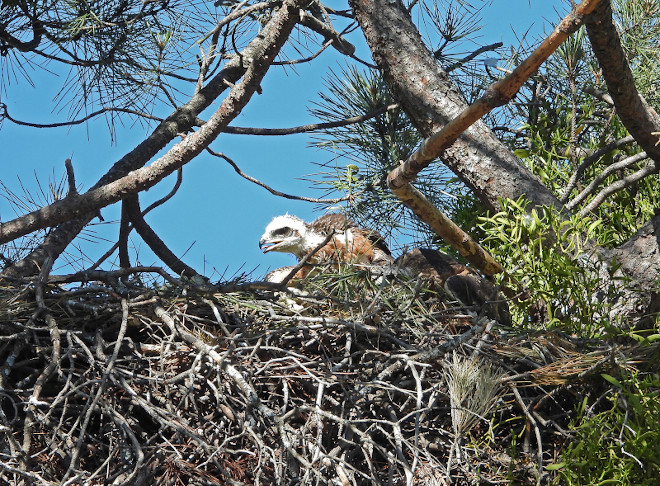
392 183 504 277
222 102 399 135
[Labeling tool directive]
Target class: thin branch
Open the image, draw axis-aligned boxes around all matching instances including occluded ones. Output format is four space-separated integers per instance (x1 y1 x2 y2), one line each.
579 160 657 216
444 42 503 73
566 151 648 210
298 10 356 57
560 135 635 203
0 103 165 128
86 168 184 272
222 103 399 135
207 149 357 203
123 195 204 280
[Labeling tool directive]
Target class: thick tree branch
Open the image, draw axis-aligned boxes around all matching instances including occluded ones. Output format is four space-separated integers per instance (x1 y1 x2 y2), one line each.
385 0 602 193
123 195 203 280
350 0 600 278
585 0 660 165
1 0 305 277
349 0 569 213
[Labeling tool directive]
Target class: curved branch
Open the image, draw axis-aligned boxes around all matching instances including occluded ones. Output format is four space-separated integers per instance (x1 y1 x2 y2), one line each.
207 149 355 203
579 160 657 216
0 104 165 128
298 10 356 56
1 0 305 278
566 151 648 210
559 135 635 203
124 195 203 279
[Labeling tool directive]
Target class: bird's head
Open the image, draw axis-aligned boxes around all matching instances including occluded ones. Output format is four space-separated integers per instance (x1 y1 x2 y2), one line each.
259 215 316 259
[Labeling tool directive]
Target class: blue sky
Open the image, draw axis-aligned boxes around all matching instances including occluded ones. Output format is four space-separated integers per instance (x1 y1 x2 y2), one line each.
0 0 566 280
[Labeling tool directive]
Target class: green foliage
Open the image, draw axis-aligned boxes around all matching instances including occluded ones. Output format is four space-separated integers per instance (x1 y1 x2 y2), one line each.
614 0 660 108
309 65 481 249
552 371 660 485
479 198 624 335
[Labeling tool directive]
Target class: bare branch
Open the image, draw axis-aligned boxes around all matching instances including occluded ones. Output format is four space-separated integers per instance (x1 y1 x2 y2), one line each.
566 151 648 210
444 42 504 73
298 9 356 57
579 160 657 216
222 103 399 135
0 103 165 128
64 158 77 196
207 149 355 203
123 195 204 280
560 135 635 203
392 183 504 277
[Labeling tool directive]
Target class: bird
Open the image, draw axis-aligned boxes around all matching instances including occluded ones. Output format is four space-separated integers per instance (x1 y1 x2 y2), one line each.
259 213 510 323
396 248 510 323
259 213 394 283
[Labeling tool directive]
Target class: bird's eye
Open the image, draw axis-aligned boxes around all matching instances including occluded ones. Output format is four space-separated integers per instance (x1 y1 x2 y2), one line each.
272 227 292 237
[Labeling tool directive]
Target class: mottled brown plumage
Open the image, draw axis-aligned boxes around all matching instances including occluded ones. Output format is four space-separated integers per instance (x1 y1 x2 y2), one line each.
259 214 393 277
397 248 510 323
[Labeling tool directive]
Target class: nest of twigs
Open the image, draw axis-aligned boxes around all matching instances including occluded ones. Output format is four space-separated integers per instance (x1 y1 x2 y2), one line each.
0 267 656 485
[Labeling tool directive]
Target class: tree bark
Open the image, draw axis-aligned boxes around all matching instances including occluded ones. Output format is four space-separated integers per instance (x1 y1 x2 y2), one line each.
585 0 660 165
349 0 560 212
350 0 659 313
1 0 305 278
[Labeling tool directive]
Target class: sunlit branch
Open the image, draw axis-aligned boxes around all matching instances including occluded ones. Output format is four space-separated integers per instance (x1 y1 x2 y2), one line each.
207 149 355 204
579 160 656 216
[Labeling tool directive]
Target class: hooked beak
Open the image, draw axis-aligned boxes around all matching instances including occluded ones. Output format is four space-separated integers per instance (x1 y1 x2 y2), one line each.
259 237 281 253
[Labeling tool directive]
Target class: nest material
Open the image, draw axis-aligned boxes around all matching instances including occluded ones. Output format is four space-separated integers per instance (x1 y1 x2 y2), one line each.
0 271 656 485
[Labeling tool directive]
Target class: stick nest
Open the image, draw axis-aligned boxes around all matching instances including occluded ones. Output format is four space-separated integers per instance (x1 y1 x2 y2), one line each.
0 268 656 485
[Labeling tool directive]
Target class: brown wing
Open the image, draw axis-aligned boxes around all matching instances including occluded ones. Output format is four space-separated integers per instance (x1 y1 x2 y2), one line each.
309 213 357 234
310 213 392 264
397 248 510 323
